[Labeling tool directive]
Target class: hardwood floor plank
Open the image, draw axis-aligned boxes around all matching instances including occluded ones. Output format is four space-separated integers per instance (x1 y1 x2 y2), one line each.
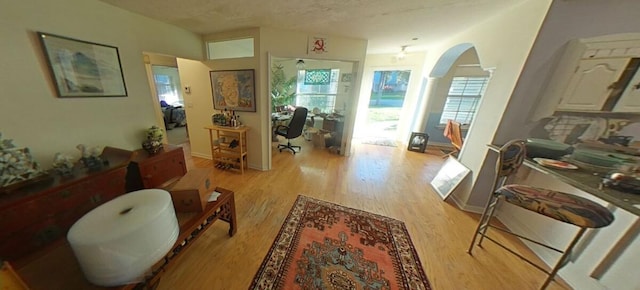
162 139 571 290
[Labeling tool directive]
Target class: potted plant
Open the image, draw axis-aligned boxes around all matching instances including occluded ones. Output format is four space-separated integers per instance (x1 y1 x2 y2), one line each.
142 126 164 154
270 64 297 113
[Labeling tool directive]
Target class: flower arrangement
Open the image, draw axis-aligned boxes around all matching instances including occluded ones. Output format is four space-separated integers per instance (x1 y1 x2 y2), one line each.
0 133 45 187
142 126 164 154
77 144 105 171
52 153 75 176
146 126 164 141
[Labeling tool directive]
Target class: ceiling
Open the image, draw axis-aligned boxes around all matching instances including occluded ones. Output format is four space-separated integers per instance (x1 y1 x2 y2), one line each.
101 0 528 54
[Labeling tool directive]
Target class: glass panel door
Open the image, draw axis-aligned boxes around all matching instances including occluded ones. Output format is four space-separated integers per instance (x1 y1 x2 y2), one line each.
363 70 411 142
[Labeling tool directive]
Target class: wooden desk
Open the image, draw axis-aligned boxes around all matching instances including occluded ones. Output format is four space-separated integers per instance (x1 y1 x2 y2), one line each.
15 187 237 290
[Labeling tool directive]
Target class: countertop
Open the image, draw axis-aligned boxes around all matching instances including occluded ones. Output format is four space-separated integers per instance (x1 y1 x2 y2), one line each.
488 144 640 216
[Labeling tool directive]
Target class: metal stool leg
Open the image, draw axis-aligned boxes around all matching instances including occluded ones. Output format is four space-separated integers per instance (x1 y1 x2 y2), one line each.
477 196 500 248
539 227 587 290
467 194 499 254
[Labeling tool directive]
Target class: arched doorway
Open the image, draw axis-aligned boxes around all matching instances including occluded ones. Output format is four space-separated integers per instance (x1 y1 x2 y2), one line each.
420 44 491 158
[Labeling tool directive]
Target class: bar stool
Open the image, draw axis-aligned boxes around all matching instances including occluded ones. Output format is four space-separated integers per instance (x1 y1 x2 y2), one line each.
467 139 614 289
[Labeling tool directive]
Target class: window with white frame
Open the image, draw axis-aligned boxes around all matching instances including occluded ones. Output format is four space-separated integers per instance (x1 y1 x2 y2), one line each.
295 69 339 113
206 38 254 60
439 76 489 125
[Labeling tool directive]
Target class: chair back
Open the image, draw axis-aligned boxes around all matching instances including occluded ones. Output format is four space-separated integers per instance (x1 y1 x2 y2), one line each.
444 120 463 151
496 139 527 178
285 107 308 139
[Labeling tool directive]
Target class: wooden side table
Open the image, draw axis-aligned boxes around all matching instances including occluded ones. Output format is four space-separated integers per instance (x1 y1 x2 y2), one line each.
204 125 249 174
126 144 187 191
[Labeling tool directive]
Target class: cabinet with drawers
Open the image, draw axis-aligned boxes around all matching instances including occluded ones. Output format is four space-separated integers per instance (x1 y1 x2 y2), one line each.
126 144 187 191
0 147 134 262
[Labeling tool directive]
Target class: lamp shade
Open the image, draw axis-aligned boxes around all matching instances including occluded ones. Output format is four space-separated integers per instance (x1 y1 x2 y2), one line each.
67 189 179 286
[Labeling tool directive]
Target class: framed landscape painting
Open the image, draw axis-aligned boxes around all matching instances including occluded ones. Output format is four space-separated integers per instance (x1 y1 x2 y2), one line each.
37 32 127 98
210 69 256 112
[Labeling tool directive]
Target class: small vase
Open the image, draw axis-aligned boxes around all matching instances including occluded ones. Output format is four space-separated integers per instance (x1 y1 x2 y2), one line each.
142 140 163 155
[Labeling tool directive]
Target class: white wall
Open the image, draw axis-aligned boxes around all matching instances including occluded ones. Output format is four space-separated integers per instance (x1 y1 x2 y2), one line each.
496 0 640 143
485 1 640 289
421 0 552 207
0 0 203 168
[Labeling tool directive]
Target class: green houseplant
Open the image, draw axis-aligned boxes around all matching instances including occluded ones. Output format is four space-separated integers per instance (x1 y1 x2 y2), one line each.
142 126 164 154
270 64 297 112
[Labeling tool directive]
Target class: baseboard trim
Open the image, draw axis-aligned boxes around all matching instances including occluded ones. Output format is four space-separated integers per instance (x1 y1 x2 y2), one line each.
428 142 454 149
191 152 211 159
449 193 485 214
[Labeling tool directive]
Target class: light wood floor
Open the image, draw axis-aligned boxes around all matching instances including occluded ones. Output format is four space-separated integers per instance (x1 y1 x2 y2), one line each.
160 138 571 290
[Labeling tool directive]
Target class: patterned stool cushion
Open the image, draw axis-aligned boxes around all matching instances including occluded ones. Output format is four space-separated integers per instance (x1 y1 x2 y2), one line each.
496 184 614 228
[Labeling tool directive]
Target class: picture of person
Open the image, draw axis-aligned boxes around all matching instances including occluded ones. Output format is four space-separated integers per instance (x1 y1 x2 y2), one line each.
210 70 256 112
218 74 239 107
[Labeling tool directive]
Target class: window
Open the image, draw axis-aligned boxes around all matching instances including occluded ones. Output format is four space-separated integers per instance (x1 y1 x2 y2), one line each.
206 38 254 60
152 65 183 106
296 69 339 113
439 76 489 125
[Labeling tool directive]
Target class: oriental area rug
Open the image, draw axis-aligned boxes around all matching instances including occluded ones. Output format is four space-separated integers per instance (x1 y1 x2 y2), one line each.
250 195 432 290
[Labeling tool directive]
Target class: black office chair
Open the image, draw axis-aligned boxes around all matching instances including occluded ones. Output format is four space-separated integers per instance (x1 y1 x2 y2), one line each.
275 107 308 154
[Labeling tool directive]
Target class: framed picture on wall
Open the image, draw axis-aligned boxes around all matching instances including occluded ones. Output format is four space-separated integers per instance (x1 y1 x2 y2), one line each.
210 69 256 112
37 32 127 98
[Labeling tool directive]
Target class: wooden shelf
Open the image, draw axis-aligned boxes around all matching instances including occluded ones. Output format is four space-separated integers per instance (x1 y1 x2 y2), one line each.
205 126 249 174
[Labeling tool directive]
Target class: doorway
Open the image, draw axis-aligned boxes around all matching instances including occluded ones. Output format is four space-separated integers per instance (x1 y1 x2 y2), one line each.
151 65 189 145
361 70 411 144
268 56 359 168
143 52 191 146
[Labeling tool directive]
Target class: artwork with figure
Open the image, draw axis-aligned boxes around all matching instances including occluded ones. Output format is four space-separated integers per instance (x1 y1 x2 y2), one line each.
210 70 256 112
